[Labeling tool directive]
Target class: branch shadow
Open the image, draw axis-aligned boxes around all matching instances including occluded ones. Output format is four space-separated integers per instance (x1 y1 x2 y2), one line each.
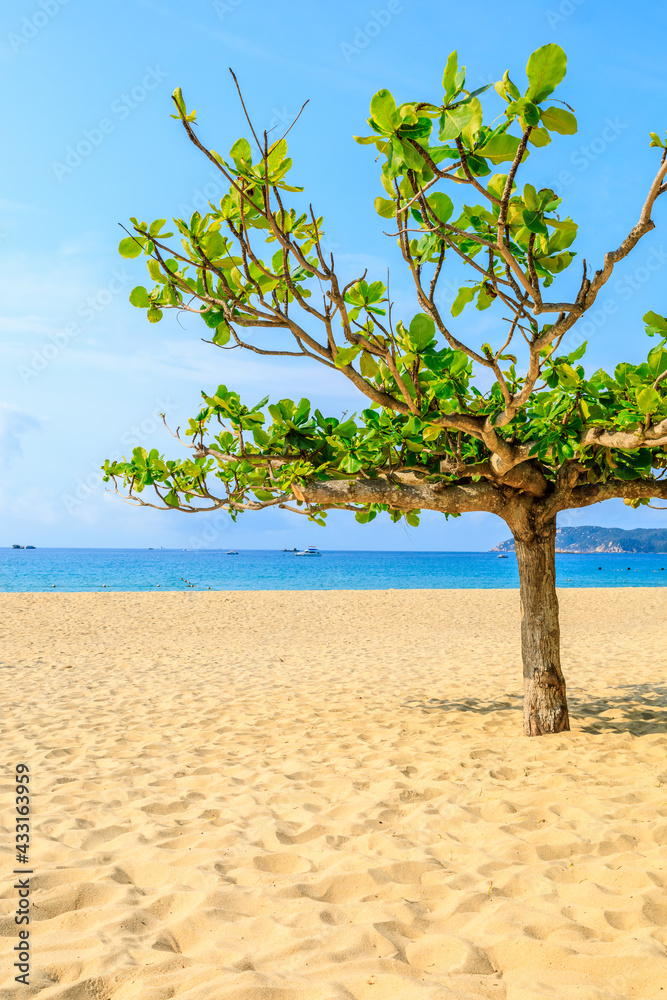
568 683 667 736
403 684 667 736
402 695 522 715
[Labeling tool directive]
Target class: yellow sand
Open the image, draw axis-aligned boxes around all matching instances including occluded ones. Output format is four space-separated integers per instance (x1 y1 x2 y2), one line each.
1 589 666 1000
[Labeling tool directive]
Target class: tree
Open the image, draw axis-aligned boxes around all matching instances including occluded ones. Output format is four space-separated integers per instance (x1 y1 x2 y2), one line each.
104 46 667 736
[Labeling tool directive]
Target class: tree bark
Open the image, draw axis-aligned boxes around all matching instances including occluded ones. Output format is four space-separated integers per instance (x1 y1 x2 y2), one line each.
513 519 570 736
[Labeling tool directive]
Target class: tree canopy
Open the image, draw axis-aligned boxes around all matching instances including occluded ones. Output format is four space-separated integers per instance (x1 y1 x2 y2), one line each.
104 45 667 535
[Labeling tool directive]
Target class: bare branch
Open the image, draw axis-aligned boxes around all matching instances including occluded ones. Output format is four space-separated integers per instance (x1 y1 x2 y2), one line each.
583 156 667 310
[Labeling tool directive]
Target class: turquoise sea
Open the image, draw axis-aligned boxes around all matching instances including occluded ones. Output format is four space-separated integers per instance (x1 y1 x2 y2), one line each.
1 548 666 592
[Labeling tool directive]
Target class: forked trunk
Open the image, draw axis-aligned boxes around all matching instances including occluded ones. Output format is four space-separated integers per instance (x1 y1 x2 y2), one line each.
513 520 570 736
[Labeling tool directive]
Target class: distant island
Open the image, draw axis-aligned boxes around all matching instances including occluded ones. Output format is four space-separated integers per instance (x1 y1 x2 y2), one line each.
492 526 667 554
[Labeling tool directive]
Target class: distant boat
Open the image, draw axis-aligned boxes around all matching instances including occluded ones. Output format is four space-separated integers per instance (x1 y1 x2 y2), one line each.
282 547 298 552
12 544 24 549
25 545 35 550
295 546 321 557
497 554 508 559
226 550 239 555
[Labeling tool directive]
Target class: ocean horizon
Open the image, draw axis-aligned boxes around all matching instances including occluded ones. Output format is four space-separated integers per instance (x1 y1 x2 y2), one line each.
2 547 667 592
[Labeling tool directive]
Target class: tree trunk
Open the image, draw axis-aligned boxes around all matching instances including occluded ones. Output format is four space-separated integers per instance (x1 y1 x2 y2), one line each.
513 520 570 736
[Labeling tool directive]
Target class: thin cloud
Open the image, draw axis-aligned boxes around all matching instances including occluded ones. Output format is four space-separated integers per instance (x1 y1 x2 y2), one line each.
0 403 42 464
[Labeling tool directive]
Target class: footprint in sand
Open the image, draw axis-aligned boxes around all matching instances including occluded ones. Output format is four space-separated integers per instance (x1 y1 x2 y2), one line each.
253 853 312 875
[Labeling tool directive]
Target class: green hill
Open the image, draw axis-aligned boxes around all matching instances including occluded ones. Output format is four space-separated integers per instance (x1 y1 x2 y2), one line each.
492 525 667 553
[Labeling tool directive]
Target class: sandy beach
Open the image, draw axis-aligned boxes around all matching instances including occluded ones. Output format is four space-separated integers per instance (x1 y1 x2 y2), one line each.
1 588 666 999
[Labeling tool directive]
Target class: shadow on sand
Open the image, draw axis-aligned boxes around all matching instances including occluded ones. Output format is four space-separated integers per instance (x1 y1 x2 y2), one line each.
403 684 667 737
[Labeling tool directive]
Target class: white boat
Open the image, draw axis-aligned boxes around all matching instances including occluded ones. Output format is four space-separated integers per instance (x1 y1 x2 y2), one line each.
226 550 239 555
295 546 321 557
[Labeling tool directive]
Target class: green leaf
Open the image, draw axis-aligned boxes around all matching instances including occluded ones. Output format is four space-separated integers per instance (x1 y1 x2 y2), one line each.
644 311 667 333
476 286 494 310
230 137 252 171
494 69 521 103
334 346 362 368
171 87 186 115
422 424 441 442
147 258 163 282
374 196 396 219
525 44 567 103
147 306 163 324
522 209 548 236
119 236 144 259
477 133 521 163
129 286 151 308
451 286 476 317
360 352 380 378
539 188 561 211
647 346 667 376
649 131 666 148
370 89 399 133
426 191 454 224
487 174 511 200
463 153 490 176
636 386 661 413
439 105 474 141
392 135 426 170
540 106 578 134
397 116 432 141
200 231 227 260
523 183 539 210
294 397 311 424
511 99 540 127
332 418 358 438
528 127 551 147
408 313 436 351
567 341 587 363
545 218 577 252
212 322 231 346
450 353 469 377
537 251 576 275
461 97 483 144
442 51 459 102
267 138 287 172
341 455 364 473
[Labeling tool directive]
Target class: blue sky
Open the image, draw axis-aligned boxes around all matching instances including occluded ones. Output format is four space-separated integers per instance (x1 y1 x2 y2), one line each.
2 0 667 550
